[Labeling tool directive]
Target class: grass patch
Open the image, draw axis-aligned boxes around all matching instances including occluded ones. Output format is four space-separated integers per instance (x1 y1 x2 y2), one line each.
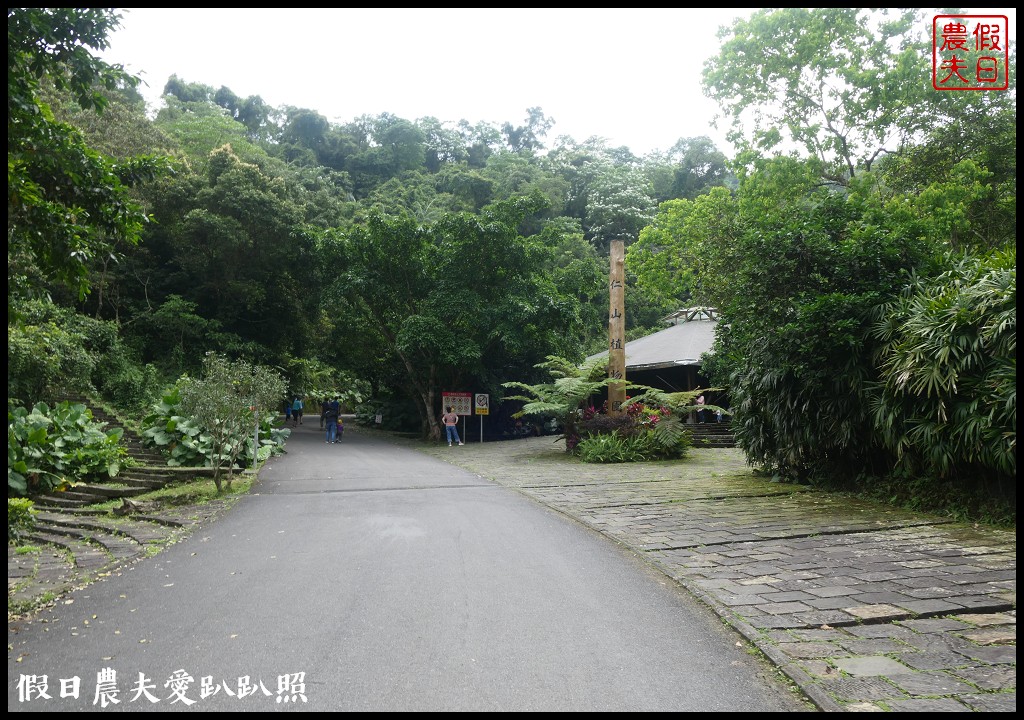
9 589 59 619
14 545 41 555
83 475 254 513
818 484 1015 530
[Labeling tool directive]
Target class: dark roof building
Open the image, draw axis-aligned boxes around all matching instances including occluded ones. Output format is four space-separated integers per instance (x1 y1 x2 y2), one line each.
587 307 719 393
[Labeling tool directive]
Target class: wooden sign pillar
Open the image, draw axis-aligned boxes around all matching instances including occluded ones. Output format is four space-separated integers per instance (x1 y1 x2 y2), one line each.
608 239 626 415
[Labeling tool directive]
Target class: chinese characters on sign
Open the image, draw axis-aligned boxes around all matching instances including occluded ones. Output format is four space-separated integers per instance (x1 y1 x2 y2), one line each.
16 670 308 706
607 239 626 413
933 14 1009 90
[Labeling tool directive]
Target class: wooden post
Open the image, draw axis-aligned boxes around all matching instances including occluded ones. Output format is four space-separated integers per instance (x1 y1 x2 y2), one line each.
608 239 626 415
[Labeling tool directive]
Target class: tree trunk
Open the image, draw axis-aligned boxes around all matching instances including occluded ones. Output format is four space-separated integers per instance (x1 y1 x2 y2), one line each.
393 351 441 443
418 386 442 442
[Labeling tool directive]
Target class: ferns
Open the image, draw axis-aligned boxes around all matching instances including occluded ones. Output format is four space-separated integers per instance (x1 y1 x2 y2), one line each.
503 355 694 461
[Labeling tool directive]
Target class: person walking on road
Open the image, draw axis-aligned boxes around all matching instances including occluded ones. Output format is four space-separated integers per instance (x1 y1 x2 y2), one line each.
292 396 304 427
442 406 463 446
324 397 340 443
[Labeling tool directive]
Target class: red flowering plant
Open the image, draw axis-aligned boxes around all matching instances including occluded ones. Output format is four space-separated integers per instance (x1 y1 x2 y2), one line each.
572 394 687 460
624 398 673 427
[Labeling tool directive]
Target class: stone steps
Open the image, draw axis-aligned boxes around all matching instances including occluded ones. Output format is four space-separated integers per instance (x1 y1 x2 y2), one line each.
33 484 151 508
114 475 173 490
34 512 182 544
31 396 182 509
13 390 239 611
32 493 93 509
686 422 737 448
25 528 141 569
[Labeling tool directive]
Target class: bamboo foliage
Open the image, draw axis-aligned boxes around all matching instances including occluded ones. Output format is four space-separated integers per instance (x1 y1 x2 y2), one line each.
869 249 1016 480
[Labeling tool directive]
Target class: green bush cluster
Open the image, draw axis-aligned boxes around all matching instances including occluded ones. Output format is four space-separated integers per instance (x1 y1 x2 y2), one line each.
8 401 128 497
505 357 703 463
353 396 420 432
869 249 1016 488
141 385 290 473
93 349 164 414
8 299 166 414
575 430 690 463
7 319 94 407
573 402 692 463
8 498 37 544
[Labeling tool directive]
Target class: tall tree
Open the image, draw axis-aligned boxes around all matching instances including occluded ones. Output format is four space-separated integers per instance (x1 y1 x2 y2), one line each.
501 107 554 153
330 193 582 440
154 96 264 167
880 97 1016 252
695 157 950 484
162 74 215 103
8 7 169 301
457 119 503 168
280 108 329 155
625 187 737 311
482 152 569 229
704 8 935 182
584 161 657 252
169 146 317 357
544 137 648 249
646 136 731 203
417 116 469 173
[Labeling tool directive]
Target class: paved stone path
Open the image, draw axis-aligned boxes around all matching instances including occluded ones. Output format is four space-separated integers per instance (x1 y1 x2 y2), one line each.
407 435 1016 713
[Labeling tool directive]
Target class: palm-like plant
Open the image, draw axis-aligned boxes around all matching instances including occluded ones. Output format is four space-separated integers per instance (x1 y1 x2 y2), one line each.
869 249 1015 483
503 356 719 458
503 355 621 445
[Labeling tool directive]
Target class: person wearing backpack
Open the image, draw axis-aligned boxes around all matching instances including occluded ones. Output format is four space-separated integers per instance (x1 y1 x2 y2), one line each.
324 397 341 443
320 398 330 429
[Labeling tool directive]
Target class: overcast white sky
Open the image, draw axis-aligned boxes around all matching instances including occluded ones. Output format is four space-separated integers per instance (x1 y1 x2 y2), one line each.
99 8 758 156
100 8 1015 158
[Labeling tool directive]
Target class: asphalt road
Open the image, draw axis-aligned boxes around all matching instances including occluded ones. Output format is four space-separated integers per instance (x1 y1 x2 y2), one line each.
9 422 811 712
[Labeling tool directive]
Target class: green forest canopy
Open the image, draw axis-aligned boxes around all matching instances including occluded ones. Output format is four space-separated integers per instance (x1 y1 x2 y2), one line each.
7 8 1015 516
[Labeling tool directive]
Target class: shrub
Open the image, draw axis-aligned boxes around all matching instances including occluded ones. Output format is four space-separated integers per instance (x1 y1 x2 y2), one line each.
93 349 164 413
869 249 1016 491
8 498 37 544
8 321 94 406
573 401 691 462
353 396 420 432
504 355 625 450
504 357 702 462
141 380 290 488
8 401 127 497
141 388 216 468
